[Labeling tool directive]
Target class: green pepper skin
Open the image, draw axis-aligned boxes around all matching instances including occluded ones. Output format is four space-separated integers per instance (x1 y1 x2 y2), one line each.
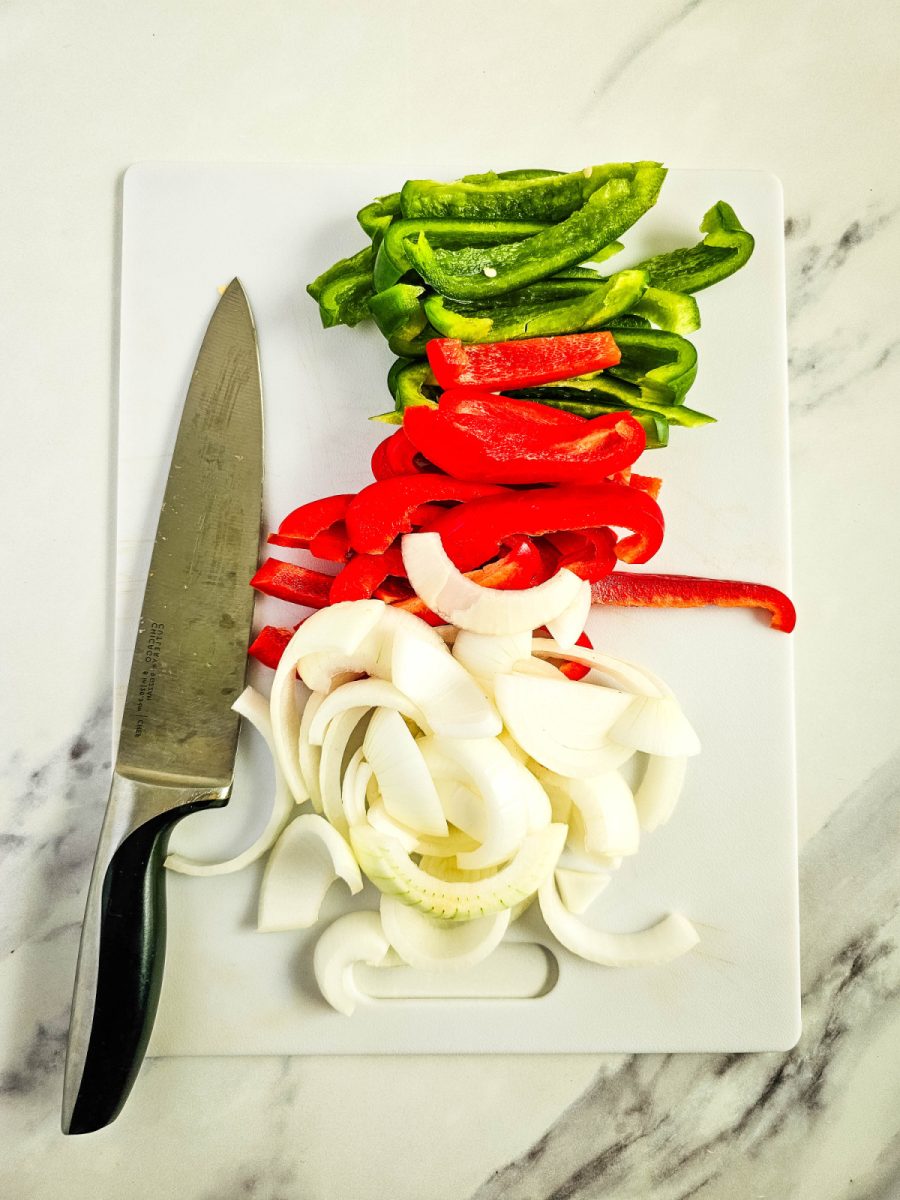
634 201 754 294
357 193 402 239
400 162 656 222
423 269 648 343
307 245 376 328
388 359 440 411
524 397 670 449
606 329 698 402
406 165 667 301
630 286 700 334
373 219 547 293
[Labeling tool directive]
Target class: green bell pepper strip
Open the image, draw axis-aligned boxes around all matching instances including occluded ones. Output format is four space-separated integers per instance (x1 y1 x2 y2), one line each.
307 246 376 328
400 161 659 222
605 329 698 402
357 192 402 239
405 165 667 302
521 379 713 428
532 399 670 449
461 168 564 184
603 314 652 329
422 269 648 343
630 286 701 335
369 284 428 350
634 201 755 293
388 359 440 412
373 218 548 293
434 239 624 285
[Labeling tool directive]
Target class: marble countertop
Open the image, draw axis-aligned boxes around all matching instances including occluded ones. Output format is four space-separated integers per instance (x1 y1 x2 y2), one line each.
1 2 898 1196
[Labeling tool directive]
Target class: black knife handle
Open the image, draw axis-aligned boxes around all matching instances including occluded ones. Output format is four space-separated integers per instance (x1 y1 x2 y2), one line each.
62 776 228 1135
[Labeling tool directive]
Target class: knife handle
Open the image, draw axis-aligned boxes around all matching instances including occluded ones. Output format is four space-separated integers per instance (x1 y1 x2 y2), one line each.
61 774 228 1135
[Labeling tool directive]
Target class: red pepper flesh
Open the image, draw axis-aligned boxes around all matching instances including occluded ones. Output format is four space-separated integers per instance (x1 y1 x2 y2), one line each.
424 483 664 572
404 392 646 485
269 493 354 548
250 559 335 608
346 474 506 555
591 572 797 632
371 428 438 481
329 546 407 603
629 473 662 500
307 521 351 562
426 332 621 391
535 626 595 681
543 528 618 582
248 625 295 669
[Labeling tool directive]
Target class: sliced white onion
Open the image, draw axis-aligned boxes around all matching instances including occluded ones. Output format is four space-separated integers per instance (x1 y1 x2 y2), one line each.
308 678 426 746
417 735 535 869
287 599 386 660
545 578 591 650
494 673 635 779
341 747 371 828
257 814 362 932
298 691 324 813
165 686 294 877
533 767 639 857
313 910 392 1015
417 856 499 883
391 628 501 739
402 532 583 635
297 631 382 694
366 798 420 852
371 602 448 678
452 629 533 690
498 728 530 765
350 822 567 920
557 844 623 873
435 779 485 841
554 868 612 915
319 706 369 833
363 708 448 837
380 894 510 971
634 754 688 831
610 695 701 757
511 656 567 680
539 874 699 966
530 639 665 697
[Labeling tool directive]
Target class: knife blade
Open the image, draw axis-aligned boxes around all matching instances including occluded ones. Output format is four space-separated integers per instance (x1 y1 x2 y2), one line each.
62 279 263 1134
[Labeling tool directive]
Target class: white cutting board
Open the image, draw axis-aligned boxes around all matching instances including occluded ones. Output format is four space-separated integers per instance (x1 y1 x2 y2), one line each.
116 163 799 1054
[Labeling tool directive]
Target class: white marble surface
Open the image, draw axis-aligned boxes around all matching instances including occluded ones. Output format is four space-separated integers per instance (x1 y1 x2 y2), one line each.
1 2 898 1196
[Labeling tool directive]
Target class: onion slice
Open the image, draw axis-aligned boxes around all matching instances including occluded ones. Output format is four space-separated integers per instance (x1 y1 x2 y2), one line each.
380 894 511 971
610 694 701 757
494 673 635 778
364 708 448 836
402 532 583 634
165 686 294 877
258 814 362 931
298 691 324 813
533 766 640 857
341 747 371 828
313 910 392 1015
634 754 688 831
351 822 567 920
539 874 699 966
554 868 612 915
319 706 369 833
391 628 501 739
308 678 427 746
545 578 591 650
452 629 533 690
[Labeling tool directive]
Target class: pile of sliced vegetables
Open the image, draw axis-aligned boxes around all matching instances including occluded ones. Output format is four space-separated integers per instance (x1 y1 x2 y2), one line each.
308 162 756 444
167 539 701 1014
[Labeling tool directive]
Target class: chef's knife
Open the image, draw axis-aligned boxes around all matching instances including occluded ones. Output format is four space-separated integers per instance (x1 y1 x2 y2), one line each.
61 279 263 1135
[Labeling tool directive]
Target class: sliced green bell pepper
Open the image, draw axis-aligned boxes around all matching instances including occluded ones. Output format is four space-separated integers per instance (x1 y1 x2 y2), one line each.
422 269 648 343
373 218 547 293
526 397 670 449
357 192 402 240
606 329 698 402
387 358 440 412
367 284 441 357
630 286 700 335
400 162 658 222
306 245 376 328
406 165 667 301
634 201 755 293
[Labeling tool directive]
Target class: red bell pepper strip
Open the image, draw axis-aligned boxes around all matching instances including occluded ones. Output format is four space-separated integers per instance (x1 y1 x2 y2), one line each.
269 494 354 548
426 332 621 391
544 528 617 582
370 428 438 481
404 392 646 485
329 546 407 603
248 624 295 669
591 572 797 632
345 474 507 555
250 559 335 608
424 483 664 572
629 473 662 500
307 521 352 562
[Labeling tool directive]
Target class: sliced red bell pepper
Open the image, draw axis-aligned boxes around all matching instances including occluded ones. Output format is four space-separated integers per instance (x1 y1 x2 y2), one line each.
426 332 621 391
329 546 407 603
250 559 335 608
269 493 354 548
544 528 617 582
248 624 295 669
591 572 797 632
404 392 645 485
629 473 662 500
370 428 438 481
345 474 506 555
307 521 351 562
424 483 664 572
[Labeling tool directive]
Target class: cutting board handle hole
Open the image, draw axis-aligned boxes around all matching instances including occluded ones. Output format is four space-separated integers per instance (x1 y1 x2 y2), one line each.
356 943 559 1002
